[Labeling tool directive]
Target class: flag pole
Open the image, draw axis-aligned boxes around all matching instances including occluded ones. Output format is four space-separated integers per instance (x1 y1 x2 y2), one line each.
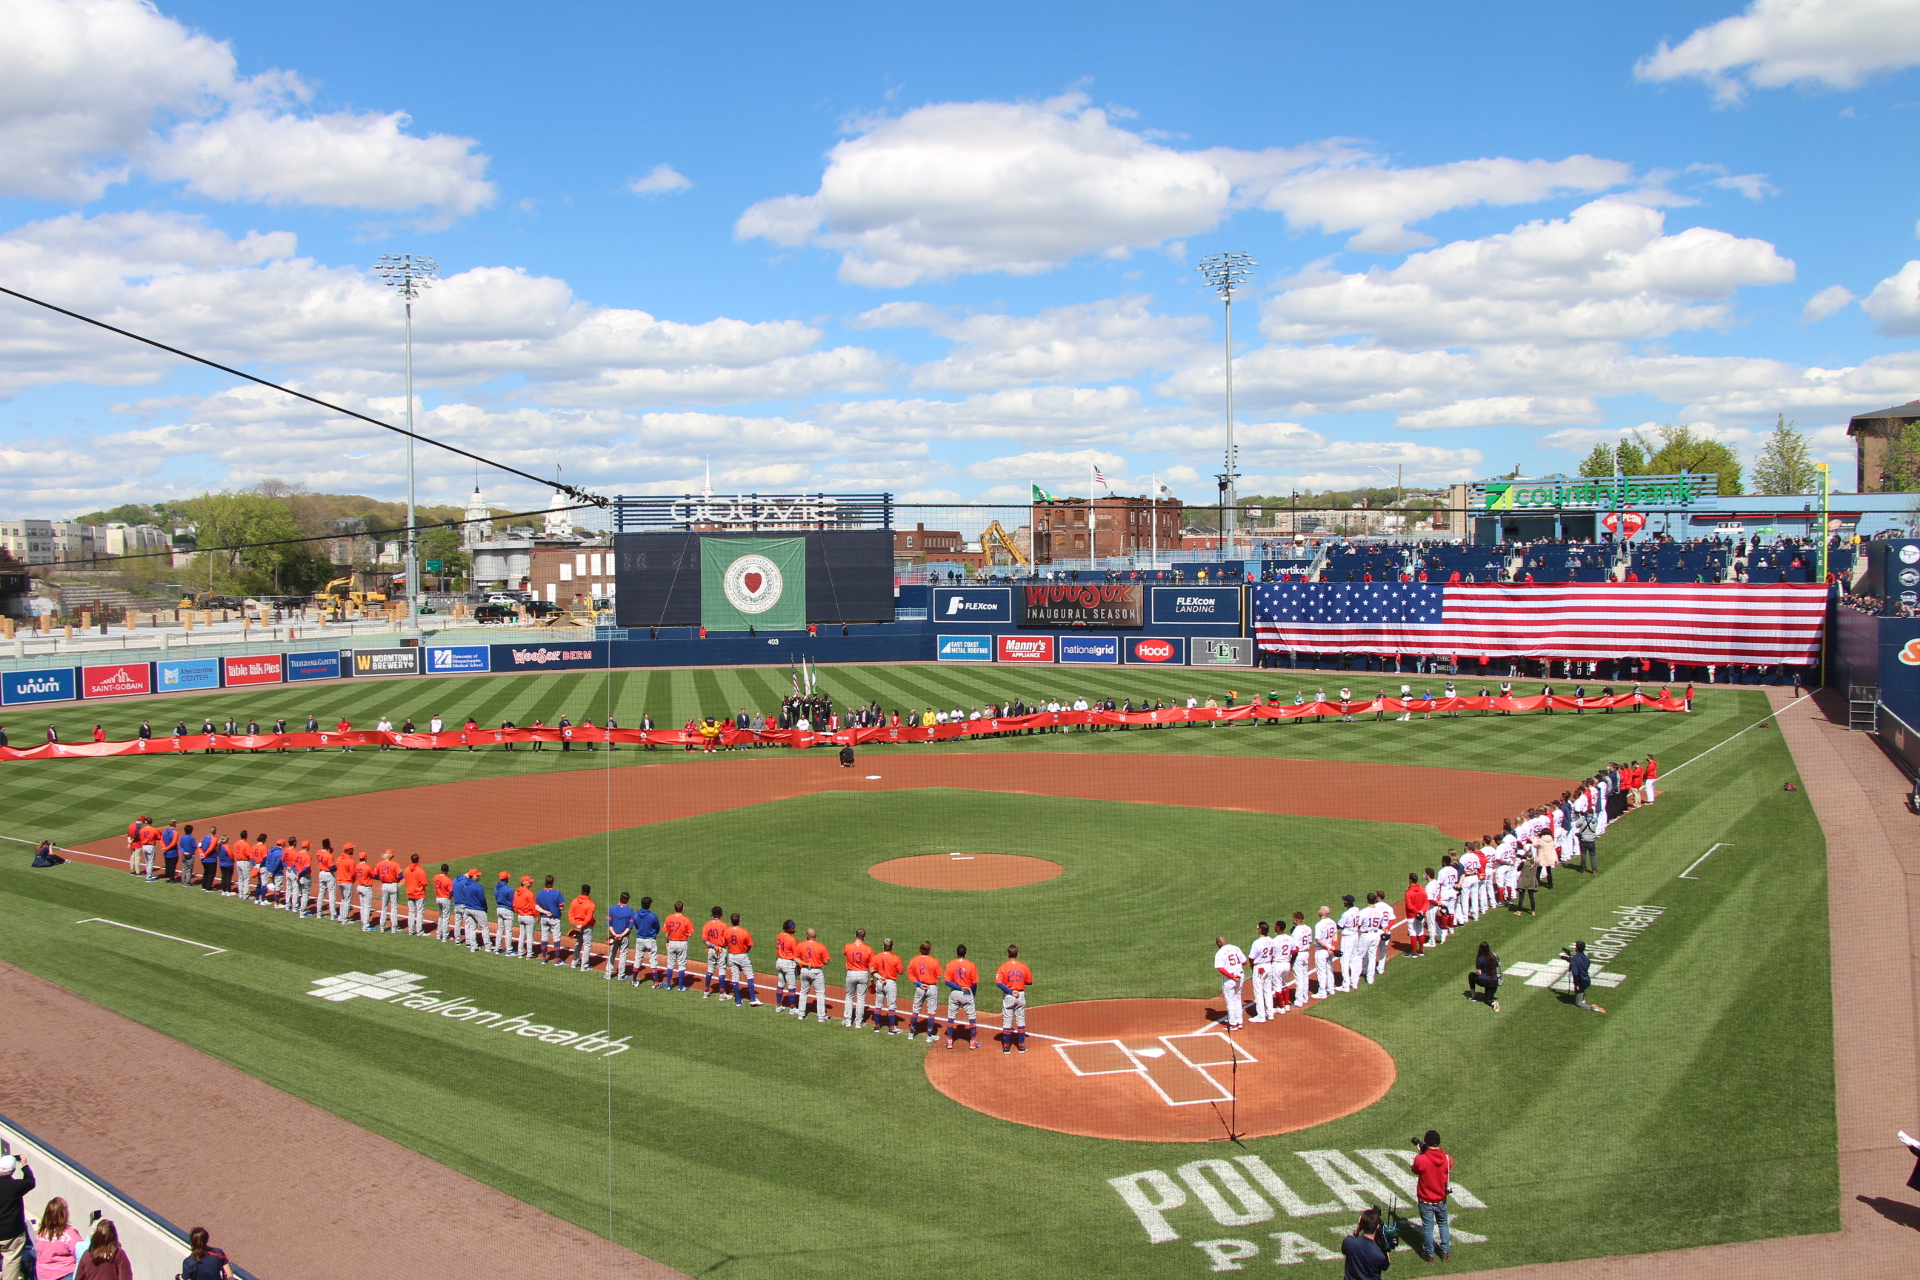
1817 462 1830 690
1151 473 1158 570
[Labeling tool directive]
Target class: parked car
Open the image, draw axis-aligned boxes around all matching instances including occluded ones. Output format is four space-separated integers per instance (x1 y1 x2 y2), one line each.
473 603 518 623
524 600 562 618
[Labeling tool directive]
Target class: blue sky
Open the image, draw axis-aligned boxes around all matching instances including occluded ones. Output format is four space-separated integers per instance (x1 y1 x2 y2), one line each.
5 0 1920 521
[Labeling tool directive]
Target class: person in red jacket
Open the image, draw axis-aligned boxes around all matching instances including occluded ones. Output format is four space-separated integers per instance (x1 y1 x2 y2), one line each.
1402 873 1430 956
1412 1130 1454 1261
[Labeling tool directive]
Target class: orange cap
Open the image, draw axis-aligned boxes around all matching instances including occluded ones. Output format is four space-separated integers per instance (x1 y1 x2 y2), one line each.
343 843 355 852
466 868 480 877
520 876 533 885
384 848 395 857
498 870 510 879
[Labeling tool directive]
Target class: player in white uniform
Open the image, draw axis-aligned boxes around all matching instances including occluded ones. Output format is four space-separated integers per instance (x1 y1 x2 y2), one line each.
1248 923 1281 1022
1371 894 1396 978
1289 912 1314 1007
1267 924 1297 1013
1312 907 1338 999
1336 895 1363 991
1213 936 1247 1030
1357 893 1385 985
1422 869 1443 945
1456 848 1482 923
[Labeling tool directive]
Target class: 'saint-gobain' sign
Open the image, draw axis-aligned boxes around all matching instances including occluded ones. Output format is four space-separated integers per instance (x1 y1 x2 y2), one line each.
1479 473 1718 512
666 496 849 526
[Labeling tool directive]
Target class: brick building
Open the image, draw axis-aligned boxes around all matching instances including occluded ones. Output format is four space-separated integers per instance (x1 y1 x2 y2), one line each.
893 523 964 560
1029 496 1183 563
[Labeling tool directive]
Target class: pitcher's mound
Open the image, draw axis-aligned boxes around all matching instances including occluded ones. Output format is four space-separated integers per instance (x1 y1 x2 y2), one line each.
869 853 1063 890
925 998 1394 1141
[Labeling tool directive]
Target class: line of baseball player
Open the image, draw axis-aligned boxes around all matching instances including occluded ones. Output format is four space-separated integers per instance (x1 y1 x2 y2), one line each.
1210 761 1647 1026
115 816 1033 1050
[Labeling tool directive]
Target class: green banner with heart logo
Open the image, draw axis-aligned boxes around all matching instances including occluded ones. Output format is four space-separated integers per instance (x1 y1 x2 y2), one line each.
700 537 806 631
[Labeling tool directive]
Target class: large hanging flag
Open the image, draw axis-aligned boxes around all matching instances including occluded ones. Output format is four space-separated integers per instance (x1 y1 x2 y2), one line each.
701 537 806 631
1251 580 1827 665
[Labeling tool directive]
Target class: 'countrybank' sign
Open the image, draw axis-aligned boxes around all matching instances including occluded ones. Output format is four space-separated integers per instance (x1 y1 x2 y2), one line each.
307 969 632 1057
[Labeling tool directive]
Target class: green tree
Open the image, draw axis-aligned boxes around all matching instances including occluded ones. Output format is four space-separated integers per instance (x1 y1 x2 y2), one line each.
1881 420 1920 492
1578 443 1616 477
1614 437 1649 475
178 490 332 594
1751 415 1819 495
1642 424 1743 495
416 526 471 587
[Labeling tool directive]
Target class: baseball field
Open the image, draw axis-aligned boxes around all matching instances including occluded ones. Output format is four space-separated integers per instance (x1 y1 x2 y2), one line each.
0 664 1835 1276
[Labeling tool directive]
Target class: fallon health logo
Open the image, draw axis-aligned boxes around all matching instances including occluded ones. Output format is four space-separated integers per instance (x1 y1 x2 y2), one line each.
307 968 632 1056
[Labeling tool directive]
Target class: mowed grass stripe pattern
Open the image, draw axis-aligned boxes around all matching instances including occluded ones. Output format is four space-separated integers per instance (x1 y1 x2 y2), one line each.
3 665 1754 848
0 708 1833 1278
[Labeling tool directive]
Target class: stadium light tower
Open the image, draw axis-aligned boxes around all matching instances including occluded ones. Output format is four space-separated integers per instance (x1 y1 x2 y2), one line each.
375 253 440 620
1198 251 1255 549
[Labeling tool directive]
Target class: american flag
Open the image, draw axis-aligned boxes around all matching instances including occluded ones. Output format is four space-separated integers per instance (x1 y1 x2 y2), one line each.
1252 581 1828 664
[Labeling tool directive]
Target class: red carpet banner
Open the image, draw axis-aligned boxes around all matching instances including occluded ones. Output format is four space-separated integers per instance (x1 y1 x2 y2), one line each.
0 692 1686 761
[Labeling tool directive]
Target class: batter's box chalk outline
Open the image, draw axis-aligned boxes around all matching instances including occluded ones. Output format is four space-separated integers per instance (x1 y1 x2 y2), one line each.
1052 1034 1255 1107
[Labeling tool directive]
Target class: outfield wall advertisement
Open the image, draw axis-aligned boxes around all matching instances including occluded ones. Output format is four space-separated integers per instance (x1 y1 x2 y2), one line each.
1018 583 1143 628
935 635 995 662
286 651 341 682
81 662 153 698
426 645 491 673
156 657 221 692
1150 586 1241 629
1124 636 1185 665
1058 634 1120 664
1189 636 1255 667
933 587 1013 625
223 654 284 686
491 643 605 670
2 666 76 705
351 648 420 676
997 634 1055 662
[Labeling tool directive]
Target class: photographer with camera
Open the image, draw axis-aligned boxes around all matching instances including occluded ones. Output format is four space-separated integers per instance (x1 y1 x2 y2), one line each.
0 1145 34 1280
1411 1130 1453 1261
1340 1206 1391 1280
1564 940 1607 1014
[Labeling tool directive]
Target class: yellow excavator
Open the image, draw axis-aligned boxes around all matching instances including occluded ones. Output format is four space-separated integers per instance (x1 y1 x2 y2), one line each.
320 573 390 617
982 519 1029 566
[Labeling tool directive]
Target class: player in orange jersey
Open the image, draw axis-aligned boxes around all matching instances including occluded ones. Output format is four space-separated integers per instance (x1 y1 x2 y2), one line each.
870 938 905 1034
842 928 875 1028
906 942 943 1042
311 841 336 918
512 877 539 958
794 928 830 1022
701 906 731 998
567 884 597 971
331 849 355 923
774 920 801 1010
403 854 430 935
995 944 1034 1053
662 901 695 989
353 854 379 931
432 863 455 941
726 913 761 1007
943 944 980 1049
375 850 402 933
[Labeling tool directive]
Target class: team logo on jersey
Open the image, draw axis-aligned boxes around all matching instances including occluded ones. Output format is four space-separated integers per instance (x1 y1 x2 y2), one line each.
722 554 784 614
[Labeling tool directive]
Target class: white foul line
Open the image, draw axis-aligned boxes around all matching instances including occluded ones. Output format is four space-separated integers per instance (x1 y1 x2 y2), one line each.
76 918 226 955
1678 843 1728 881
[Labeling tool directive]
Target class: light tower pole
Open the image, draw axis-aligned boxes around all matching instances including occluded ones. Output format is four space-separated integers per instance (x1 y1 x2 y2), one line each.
1198 251 1254 553
375 253 440 620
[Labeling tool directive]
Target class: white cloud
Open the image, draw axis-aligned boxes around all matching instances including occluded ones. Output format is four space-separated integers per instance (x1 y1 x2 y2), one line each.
737 91 1635 283
818 386 1150 442
1803 283 1857 321
0 211 865 405
146 108 494 219
1259 198 1795 347
966 448 1131 485
1636 0 1920 103
1245 155 1631 253
0 0 493 217
627 163 692 196
1396 396 1601 430
856 295 1206 390
1861 260 1920 332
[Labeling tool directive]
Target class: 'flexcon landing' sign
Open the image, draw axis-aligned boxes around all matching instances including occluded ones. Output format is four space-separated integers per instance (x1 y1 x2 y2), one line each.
1019 583 1143 628
2 666 76 705
1150 586 1241 627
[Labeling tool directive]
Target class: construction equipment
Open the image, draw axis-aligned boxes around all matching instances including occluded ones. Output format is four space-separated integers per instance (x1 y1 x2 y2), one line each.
319 573 391 618
981 519 1029 566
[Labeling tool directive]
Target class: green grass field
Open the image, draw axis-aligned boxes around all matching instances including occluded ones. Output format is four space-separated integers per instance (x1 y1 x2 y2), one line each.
0 666 1835 1277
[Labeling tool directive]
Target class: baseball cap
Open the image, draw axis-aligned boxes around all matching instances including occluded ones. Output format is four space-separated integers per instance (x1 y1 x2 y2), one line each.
498 870 510 879
1343 894 1355 906
520 876 533 886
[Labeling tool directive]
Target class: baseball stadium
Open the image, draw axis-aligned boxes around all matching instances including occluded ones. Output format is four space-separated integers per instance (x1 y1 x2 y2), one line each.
3 524 1918 1279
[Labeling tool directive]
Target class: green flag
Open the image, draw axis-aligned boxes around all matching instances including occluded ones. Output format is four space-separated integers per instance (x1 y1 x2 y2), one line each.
1032 482 1054 501
701 537 806 631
